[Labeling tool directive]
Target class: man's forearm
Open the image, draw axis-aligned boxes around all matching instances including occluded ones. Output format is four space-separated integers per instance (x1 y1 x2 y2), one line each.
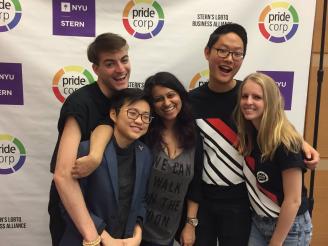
89 125 113 163
54 173 99 241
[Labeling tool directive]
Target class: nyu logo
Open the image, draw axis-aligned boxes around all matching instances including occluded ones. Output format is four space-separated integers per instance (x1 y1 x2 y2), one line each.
0 0 22 32
52 65 94 103
122 0 164 39
258 70 294 110
0 134 26 175
188 69 209 90
259 2 299 43
0 73 14 80
53 0 95 37
0 62 23 105
61 2 87 12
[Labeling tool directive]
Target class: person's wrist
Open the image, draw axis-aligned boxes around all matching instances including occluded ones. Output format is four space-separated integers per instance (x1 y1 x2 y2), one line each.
186 217 198 227
89 152 102 165
83 230 99 242
82 235 101 246
185 222 196 232
100 230 111 241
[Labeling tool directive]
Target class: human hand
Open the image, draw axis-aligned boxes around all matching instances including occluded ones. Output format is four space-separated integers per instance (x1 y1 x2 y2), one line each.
71 154 101 178
100 230 124 246
180 223 195 246
122 236 141 246
122 224 142 246
302 141 320 170
102 238 124 246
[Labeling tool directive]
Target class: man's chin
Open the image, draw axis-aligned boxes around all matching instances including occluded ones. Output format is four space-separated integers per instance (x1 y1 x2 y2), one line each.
127 133 144 142
113 82 128 91
217 73 234 82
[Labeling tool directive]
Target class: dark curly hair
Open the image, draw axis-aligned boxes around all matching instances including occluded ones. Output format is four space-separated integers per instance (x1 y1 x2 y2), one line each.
143 72 196 150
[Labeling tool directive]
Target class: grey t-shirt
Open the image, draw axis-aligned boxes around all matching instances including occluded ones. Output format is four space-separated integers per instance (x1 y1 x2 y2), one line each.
142 147 195 244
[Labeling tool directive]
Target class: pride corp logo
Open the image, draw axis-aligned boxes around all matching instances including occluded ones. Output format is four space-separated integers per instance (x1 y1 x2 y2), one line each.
258 2 299 43
189 69 209 90
52 66 94 103
0 134 26 175
122 0 164 39
0 0 22 32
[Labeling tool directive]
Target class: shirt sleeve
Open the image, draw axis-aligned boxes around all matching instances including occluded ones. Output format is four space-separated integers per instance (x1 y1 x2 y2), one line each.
58 95 89 135
97 117 114 128
186 131 204 203
275 144 306 172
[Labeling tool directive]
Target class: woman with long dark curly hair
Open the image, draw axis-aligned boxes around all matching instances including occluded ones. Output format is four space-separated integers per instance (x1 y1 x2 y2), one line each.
140 72 203 246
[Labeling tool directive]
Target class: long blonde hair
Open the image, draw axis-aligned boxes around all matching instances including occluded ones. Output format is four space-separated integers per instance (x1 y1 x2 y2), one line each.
234 72 303 160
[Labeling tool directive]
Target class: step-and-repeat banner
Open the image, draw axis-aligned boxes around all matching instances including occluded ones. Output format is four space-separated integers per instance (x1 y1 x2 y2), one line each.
0 0 316 245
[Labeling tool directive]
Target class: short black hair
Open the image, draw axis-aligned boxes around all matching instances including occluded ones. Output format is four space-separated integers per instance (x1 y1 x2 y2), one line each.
206 23 248 55
110 88 151 114
87 33 128 65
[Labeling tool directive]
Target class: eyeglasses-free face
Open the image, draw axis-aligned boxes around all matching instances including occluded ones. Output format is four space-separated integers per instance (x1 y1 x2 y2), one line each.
151 85 182 123
126 108 153 124
212 47 244 61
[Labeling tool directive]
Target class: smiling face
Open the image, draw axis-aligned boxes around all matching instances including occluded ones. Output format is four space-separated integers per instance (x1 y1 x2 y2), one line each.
151 85 182 124
93 48 130 97
205 32 244 92
240 79 265 129
110 99 150 147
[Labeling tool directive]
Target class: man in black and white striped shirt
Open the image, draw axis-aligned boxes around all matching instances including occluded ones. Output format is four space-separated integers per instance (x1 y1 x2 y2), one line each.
189 23 250 246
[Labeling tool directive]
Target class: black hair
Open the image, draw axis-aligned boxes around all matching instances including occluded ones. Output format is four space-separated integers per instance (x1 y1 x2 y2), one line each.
143 72 196 150
110 88 151 114
206 23 248 55
87 33 128 65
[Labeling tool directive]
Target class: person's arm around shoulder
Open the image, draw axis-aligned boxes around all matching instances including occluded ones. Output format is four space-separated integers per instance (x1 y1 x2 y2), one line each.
53 116 99 243
72 124 113 178
302 140 320 170
269 167 302 246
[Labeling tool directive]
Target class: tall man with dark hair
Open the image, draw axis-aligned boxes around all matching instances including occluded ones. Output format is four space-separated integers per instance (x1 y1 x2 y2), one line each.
48 33 130 246
188 23 319 246
188 23 251 246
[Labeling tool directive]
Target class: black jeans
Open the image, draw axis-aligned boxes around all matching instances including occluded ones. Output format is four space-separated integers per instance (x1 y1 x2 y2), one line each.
48 181 65 246
195 196 251 246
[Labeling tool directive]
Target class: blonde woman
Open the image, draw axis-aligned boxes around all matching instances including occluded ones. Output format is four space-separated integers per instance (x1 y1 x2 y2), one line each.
234 72 312 246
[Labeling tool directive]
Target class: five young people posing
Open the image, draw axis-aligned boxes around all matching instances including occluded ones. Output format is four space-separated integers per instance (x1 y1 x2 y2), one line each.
50 23 319 246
